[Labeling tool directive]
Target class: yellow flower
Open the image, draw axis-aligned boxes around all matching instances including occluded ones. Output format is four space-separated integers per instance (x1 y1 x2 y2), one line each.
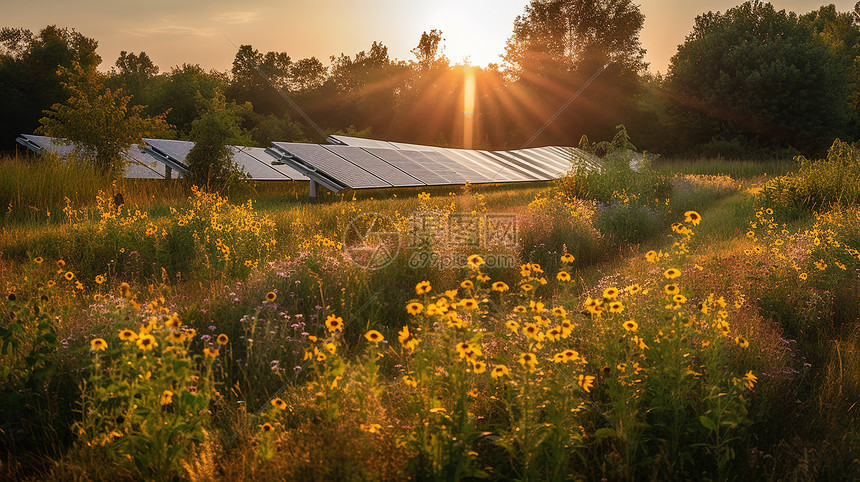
735 335 749 349
684 211 701 225
160 390 173 406
799 272 808 280
261 423 274 432
168 331 185 343
325 314 344 332
505 320 520 334
95 275 105 285
365 330 384 343
556 271 571 282
742 370 757 389
562 349 579 362
491 365 510 379
460 280 474 290
561 253 575 263
136 334 157 351
476 274 490 282
492 281 509 292
467 255 485 269
403 375 418 387
418 192 431 200
518 352 538 370
119 282 131 299
664 268 681 279
398 326 410 344
645 250 658 262
513 305 527 313
415 281 432 295
64 271 75 281
34 256 43 264
265 291 277 302
673 294 687 304
608 301 624 313
460 298 479 310
627 284 642 295
552 307 567 317
472 361 487 374
57 259 66 268
90 338 107 351
217 334 229 345
521 283 534 292
603 287 619 300
119 329 137 341
164 313 181 329
578 374 595 393
271 398 287 410
522 322 541 340
204 347 219 357
406 302 424 315
664 284 680 296
623 320 638 332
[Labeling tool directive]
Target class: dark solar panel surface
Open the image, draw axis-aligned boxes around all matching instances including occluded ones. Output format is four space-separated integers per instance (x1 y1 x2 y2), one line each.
364 148 451 186
273 142 390 189
323 146 424 187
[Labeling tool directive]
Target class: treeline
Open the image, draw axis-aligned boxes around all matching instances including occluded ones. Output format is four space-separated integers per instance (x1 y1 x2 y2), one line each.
1 0 858 159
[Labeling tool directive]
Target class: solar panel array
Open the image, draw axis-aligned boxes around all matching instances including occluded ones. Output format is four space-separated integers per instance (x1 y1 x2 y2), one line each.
16 134 168 179
18 133 601 195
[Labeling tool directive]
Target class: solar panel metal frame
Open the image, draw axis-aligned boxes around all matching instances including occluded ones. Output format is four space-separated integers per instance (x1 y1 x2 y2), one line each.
142 138 191 173
271 142 391 190
322 145 424 187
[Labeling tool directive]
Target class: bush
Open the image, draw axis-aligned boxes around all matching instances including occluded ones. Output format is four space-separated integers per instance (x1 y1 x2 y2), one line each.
764 139 860 211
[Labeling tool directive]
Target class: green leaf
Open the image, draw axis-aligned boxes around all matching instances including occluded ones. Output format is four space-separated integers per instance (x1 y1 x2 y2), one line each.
699 415 716 431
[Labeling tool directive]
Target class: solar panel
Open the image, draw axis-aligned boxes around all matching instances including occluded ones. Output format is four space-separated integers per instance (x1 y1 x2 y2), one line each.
327 135 399 150
230 146 291 180
272 142 391 189
511 148 572 177
234 146 309 181
453 149 541 182
439 148 527 183
482 151 554 180
396 150 467 184
519 147 573 172
388 141 437 152
123 145 170 179
322 146 424 187
18 134 75 157
364 148 452 186
419 149 490 184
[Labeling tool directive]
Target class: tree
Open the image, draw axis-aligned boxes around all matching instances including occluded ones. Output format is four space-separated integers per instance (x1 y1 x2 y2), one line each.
0 26 101 151
111 51 158 99
37 62 170 176
666 1 855 154
185 93 253 190
150 64 227 136
227 45 291 116
289 57 327 92
502 0 646 146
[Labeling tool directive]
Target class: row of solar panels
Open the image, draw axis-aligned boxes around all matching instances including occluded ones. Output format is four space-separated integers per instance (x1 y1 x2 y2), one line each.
16 133 601 192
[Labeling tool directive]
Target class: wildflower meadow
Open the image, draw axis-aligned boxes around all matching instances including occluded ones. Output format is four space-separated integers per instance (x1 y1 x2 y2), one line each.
1 141 859 480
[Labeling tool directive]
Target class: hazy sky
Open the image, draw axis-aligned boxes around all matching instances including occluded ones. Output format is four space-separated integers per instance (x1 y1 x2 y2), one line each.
3 1 857 74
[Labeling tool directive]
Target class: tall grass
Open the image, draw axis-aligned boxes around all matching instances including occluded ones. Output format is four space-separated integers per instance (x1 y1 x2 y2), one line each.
654 157 797 179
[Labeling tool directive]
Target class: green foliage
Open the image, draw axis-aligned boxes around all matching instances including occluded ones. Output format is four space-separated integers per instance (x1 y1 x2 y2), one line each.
37 62 171 177
73 297 215 479
185 93 253 190
667 0 857 154
764 139 860 211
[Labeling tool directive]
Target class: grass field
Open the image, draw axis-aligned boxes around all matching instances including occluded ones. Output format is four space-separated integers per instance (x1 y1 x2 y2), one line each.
1 148 858 480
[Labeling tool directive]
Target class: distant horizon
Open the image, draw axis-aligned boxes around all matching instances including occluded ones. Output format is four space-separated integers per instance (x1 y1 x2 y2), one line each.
3 0 855 75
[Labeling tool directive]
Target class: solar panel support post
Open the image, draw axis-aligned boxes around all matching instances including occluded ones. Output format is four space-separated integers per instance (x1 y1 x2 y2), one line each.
309 179 318 202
